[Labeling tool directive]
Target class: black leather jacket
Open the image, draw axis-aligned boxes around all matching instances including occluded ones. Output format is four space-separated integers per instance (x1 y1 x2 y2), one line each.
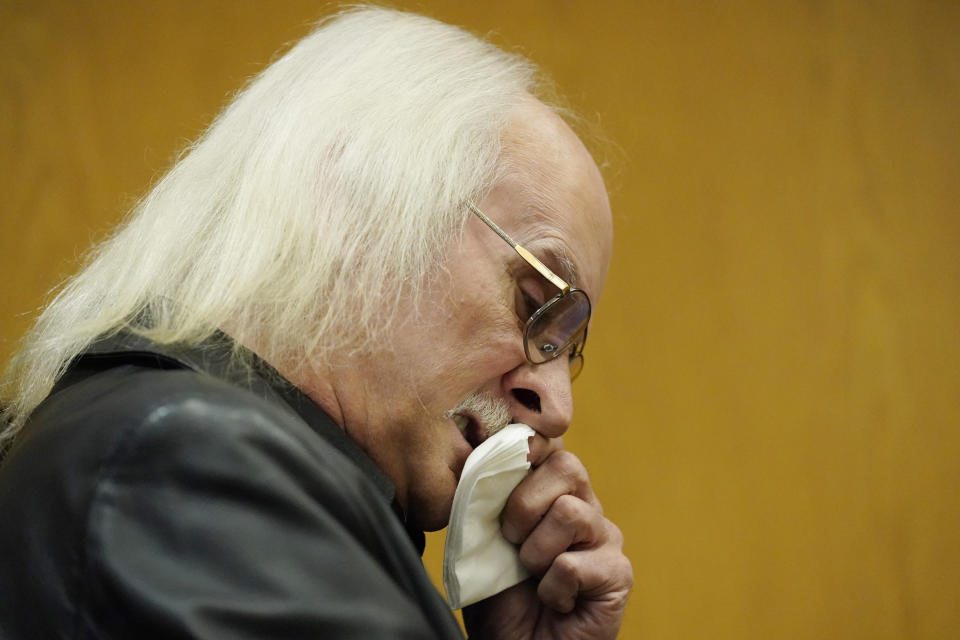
0 332 464 639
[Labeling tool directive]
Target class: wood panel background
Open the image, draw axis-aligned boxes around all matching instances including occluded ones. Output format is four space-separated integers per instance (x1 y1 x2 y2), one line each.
2 1 958 638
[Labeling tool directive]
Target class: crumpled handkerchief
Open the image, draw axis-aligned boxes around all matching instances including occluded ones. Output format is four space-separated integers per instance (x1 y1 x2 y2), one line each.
443 423 535 609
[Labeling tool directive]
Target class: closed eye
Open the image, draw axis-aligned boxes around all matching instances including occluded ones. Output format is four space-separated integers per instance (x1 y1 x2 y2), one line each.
519 289 540 320
516 272 552 321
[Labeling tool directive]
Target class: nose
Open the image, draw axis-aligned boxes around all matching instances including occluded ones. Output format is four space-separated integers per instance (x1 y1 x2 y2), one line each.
501 356 573 438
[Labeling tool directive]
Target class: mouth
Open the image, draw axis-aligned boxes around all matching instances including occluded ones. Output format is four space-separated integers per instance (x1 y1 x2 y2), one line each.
451 412 488 450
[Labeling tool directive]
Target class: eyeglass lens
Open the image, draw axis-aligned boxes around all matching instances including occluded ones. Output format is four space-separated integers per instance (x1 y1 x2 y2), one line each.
525 289 591 365
568 353 585 380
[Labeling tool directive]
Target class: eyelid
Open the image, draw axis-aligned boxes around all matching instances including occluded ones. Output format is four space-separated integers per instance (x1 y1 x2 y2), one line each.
514 276 546 321
520 288 539 319
521 275 548 302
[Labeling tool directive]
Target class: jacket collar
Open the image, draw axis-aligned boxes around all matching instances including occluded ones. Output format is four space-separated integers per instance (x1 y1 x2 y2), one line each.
70 330 399 507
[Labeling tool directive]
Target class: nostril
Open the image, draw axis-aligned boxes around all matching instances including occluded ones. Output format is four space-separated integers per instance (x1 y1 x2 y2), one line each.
512 388 541 413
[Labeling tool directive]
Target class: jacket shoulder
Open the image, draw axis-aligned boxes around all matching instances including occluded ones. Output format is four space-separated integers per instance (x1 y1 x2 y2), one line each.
0 365 458 639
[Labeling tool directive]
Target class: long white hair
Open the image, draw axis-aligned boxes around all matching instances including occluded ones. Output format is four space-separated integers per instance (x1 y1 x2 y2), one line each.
1 6 538 444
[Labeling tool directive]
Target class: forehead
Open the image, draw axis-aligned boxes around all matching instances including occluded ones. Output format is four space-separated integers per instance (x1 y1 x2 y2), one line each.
489 101 613 300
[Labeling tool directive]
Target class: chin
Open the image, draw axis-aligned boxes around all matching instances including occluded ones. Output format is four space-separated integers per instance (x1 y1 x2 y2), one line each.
406 484 456 533
398 424 470 532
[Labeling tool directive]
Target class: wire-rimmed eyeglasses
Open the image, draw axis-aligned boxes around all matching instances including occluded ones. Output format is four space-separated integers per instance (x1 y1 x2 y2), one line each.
467 202 591 380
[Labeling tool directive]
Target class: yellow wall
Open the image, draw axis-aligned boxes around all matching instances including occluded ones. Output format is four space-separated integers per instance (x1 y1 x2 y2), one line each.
2 1 958 637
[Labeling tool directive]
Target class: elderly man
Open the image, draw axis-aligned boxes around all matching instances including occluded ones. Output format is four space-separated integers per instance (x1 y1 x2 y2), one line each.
0 7 631 639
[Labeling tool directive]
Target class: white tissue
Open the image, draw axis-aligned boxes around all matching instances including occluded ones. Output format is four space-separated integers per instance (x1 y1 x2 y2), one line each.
442 423 535 609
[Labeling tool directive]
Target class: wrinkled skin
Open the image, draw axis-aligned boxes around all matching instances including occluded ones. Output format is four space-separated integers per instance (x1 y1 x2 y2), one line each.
295 97 633 639
463 435 631 639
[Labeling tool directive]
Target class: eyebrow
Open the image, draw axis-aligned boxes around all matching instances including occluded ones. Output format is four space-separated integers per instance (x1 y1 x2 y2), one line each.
467 201 581 290
540 245 579 288
523 204 581 287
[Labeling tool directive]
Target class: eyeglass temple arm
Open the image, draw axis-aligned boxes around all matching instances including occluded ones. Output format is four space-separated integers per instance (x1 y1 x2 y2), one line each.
467 203 571 294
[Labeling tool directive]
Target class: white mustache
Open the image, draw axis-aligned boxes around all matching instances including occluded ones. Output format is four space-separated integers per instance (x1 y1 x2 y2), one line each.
446 392 511 439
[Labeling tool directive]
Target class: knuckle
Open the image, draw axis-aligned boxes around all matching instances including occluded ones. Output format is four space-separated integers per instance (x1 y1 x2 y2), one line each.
502 494 538 542
550 450 584 478
549 450 590 491
619 556 635 588
518 539 547 575
509 489 539 520
605 520 625 547
551 493 587 526
551 551 580 583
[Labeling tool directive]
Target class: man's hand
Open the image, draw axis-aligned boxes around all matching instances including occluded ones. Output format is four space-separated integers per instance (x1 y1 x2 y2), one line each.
462 435 632 639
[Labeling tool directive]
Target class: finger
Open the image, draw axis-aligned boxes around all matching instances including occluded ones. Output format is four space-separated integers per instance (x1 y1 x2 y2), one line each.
537 542 633 614
501 450 599 544
526 433 562 467
517 494 606 576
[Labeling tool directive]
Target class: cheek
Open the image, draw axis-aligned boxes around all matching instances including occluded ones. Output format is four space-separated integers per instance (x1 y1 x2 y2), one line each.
454 297 520 353
410 308 521 408
417 257 525 392
458 314 526 388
